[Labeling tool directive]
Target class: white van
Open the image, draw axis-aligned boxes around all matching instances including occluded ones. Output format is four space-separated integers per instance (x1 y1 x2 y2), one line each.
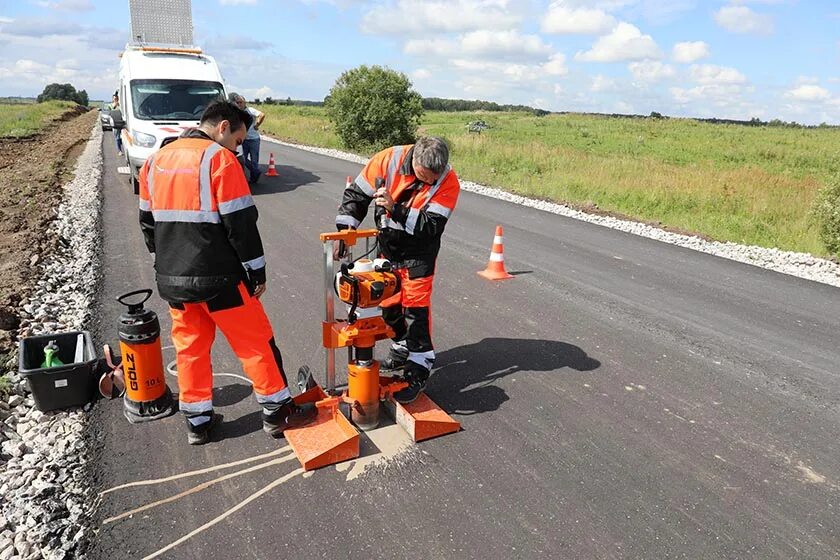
118 45 227 193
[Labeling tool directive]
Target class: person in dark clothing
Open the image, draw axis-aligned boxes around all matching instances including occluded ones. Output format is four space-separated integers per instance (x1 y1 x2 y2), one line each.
138 100 315 445
335 137 460 403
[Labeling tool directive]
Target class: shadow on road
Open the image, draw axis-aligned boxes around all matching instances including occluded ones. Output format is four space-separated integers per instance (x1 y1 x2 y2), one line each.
213 383 253 407
430 337 600 416
216 410 263 440
251 164 320 195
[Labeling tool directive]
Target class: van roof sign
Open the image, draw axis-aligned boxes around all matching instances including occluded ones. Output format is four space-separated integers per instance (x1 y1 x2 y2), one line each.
129 0 194 47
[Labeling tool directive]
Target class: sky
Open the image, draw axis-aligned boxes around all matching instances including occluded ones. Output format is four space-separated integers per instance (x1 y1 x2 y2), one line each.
0 0 838 124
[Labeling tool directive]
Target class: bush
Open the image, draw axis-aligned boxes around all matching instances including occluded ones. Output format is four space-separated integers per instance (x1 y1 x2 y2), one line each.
811 176 840 257
36 83 88 106
325 65 423 151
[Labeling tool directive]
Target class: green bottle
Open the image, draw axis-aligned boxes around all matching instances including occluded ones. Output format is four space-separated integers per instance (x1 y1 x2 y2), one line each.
41 340 64 368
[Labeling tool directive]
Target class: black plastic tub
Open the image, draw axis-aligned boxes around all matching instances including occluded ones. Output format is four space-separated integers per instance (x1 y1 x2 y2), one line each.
18 331 97 412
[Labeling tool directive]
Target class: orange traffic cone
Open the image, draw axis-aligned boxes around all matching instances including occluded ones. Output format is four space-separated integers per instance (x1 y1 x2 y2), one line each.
478 225 514 280
266 153 279 177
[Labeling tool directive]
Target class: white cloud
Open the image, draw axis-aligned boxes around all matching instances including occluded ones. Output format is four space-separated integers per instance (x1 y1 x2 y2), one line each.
404 38 455 58
36 0 94 10
672 41 709 63
690 64 747 85
590 74 619 92
213 50 343 102
461 30 553 60
785 84 832 102
613 100 634 113
206 35 272 50
450 60 533 82
226 85 279 101
405 30 553 63
671 84 750 105
0 17 12 23
361 0 522 34
0 18 83 37
543 53 569 76
575 22 662 62
412 68 432 80
541 2 616 34
0 22 130 100
628 60 675 82
714 5 773 35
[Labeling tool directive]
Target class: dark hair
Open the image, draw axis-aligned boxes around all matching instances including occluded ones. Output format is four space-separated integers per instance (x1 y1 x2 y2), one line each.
200 100 253 132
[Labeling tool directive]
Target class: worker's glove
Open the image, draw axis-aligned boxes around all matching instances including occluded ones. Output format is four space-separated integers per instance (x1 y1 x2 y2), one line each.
246 267 266 294
333 224 353 260
333 240 348 261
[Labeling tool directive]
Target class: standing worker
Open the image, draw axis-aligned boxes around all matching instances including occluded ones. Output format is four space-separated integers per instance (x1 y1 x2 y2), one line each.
334 137 460 403
138 100 316 445
229 93 265 184
109 91 123 155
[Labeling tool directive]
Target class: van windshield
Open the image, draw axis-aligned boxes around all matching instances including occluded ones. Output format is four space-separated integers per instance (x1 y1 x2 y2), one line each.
130 79 224 120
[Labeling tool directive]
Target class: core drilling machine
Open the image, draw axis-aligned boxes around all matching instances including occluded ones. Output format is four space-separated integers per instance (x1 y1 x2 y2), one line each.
283 228 460 471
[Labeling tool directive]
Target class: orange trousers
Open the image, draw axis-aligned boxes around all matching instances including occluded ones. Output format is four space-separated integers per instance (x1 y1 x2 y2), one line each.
380 270 435 372
169 283 291 419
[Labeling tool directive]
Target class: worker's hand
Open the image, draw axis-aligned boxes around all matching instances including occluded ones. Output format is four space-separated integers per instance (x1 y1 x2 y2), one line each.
333 240 348 261
374 187 395 212
253 282 266 299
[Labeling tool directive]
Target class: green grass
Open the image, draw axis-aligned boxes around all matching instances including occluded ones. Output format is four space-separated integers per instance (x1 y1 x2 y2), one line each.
255 105 840 256
0 100 78 138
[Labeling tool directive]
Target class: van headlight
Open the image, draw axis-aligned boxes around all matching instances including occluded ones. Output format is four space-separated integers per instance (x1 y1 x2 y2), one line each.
133 131 156 148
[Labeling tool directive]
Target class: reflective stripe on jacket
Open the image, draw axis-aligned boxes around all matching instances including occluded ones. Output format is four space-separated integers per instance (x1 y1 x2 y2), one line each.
139 131 266 303
336 144 460 278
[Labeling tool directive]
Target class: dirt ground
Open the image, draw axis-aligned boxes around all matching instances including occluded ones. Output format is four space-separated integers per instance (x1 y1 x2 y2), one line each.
0 107 94 355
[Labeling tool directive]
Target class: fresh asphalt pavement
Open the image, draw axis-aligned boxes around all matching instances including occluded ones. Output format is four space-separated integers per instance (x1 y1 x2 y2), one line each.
89 135 840 559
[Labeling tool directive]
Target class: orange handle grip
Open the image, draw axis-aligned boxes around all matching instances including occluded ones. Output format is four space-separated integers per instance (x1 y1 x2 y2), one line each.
320 228 378 246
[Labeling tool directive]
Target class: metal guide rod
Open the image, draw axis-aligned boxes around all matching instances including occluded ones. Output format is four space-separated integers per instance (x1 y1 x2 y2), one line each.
323 241 336 394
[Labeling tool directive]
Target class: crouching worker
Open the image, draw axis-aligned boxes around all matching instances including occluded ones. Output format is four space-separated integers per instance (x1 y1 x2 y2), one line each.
138 100 316 445
334 137 460 403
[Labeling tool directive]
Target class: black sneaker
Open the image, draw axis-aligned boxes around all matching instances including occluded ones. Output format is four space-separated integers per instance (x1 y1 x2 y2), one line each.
186 413 218 446
380 344 409 372
393 367 429 404
262 401 318 438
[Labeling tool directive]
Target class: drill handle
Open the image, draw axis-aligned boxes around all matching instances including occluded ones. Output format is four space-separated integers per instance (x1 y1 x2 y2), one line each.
374 177 388 230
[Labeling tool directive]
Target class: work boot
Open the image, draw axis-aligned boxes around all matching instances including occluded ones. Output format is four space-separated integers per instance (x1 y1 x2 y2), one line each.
186 413 217 446
380 342 409 372
392 363 429 404
262 400 317 438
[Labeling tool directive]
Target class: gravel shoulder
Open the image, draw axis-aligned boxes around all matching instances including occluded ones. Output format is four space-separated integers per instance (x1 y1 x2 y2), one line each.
0 107 95 355
0 118 103 560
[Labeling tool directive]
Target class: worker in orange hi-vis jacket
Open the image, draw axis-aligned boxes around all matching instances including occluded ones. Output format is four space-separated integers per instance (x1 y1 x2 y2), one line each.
334 137 460 404
138 100 316 445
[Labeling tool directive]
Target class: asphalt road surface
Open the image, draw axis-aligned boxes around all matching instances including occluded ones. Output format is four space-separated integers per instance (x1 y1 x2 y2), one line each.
89 135 840 559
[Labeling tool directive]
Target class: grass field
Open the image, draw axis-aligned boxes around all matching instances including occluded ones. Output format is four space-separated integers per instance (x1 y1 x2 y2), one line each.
256 104 840 257
0 100 78 138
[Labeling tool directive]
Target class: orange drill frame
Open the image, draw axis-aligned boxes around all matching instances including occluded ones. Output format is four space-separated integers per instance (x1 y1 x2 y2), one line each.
319 229 409 428
284 228 459 471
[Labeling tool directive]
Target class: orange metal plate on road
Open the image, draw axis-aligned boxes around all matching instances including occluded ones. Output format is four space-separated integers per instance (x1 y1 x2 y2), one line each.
388 393 461 442
284 408 359 471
